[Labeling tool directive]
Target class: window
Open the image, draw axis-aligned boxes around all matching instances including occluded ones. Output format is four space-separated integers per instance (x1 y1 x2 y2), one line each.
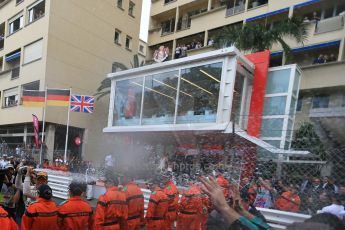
342 94 345 107
8 14 23 35
3 87 19 107
28 0 45 23
139 45 144 53
117 0 123 9
312 95 329 108
164 0 175 4
5 49 21 79
23 39 43 64
161 18 175 35
177 62 222 124
22 81 40 90
128 1 135 17
125 36 132 50
16 0 23 5
114 29 121 45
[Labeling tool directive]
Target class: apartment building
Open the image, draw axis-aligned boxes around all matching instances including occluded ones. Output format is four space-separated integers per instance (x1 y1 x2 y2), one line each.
0 0 143 162
147 0 345 148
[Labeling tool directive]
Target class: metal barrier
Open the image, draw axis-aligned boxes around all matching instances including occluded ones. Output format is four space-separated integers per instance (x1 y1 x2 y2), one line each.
45 173 310 229
257 208 310 230
48 174 72 200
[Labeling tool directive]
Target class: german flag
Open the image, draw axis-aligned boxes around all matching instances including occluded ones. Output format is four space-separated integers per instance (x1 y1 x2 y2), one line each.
22 90 45 107
47 89 71 107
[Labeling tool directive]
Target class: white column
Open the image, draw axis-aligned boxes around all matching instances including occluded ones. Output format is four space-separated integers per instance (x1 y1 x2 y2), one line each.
338 38 345 61
204 30 209 47
174 6 179 32
45 124 55 162
208 0 212 11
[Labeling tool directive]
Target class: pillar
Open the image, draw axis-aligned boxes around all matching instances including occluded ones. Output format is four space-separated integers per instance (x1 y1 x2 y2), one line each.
338 38 345 61
288 6 294 18
45 124 55 162
208 0 212 11
204 30 209 47
174 6 179 32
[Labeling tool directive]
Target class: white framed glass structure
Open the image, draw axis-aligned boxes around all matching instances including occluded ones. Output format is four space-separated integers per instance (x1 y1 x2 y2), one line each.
104 47 254 133
260 65 301 149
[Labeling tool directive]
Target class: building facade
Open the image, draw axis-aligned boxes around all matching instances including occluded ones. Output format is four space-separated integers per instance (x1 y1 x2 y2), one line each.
0 0 143 162
147 0 345 148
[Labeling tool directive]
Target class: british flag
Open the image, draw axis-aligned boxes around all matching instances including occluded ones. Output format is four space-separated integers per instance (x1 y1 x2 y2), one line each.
70 95 94 113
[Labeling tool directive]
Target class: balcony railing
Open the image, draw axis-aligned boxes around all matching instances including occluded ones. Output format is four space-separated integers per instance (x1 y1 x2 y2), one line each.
310 107 345 118
226 4 245 17
315 15 344 34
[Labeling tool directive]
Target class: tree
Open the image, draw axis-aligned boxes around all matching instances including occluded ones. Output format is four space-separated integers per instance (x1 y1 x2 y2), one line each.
214 17 308 58
291 122 326 160
95 54 144 100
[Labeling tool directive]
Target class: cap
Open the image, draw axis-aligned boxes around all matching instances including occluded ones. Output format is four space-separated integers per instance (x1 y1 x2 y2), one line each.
5 164 14 169
36 171 48 180
38 184 53 200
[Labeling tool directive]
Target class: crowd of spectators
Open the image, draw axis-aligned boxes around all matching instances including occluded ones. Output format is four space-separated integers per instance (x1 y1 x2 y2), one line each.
313 54 337 64
174 38 214 59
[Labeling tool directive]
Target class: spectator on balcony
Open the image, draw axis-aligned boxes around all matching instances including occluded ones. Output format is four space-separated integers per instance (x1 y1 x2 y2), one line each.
181 44 187 57
312 11 320 22
175 44 182 59
190 39 197 49
329 54 337 62
208 38 214 46
313 54 325 64
195 41 203 49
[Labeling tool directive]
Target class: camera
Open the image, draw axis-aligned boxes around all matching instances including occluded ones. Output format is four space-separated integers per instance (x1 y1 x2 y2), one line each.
18 166 28 175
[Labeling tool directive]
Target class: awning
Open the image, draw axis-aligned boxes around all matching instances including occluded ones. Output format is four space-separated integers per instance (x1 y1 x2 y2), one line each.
270 51 283 57
292 40 341 53
247 7 290 22
294 0 321 9
5 51 21 62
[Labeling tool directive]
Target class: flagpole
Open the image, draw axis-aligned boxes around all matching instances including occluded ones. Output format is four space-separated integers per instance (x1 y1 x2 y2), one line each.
39 86 47 166
64 88 72 164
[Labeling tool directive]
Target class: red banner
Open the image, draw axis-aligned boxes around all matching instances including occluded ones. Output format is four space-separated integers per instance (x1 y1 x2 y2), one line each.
32 114 40 147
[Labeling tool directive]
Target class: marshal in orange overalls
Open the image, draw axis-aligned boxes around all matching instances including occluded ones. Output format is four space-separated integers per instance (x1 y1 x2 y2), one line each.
145 187 169 230
217 174 230 199
93 186 128 230
22 197 59 230
123 181 145 230
58 196 93 230
176 185 203 230
163 180 179 230
0 206 19 230
274 191 301 212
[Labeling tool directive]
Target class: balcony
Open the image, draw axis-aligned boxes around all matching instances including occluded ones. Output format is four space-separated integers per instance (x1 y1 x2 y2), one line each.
248 0 267 10
226 0 245 17
315 15 344 34
310 107 345 118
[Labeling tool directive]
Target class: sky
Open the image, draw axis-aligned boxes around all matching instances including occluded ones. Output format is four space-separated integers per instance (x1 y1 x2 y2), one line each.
140 0 151 42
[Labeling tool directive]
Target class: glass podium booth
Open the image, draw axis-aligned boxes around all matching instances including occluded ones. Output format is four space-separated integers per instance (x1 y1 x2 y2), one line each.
105 47 255 132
